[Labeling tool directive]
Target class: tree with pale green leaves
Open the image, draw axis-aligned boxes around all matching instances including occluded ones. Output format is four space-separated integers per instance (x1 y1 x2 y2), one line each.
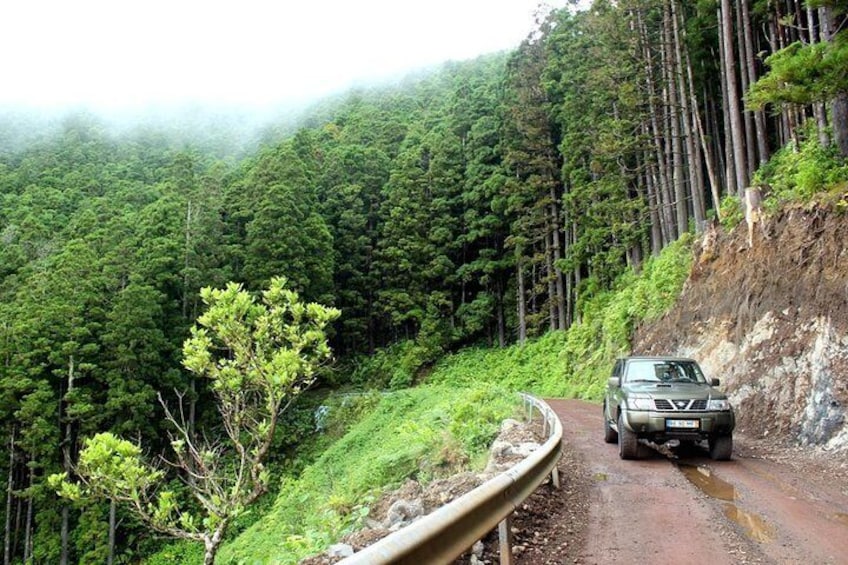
50 277 340 565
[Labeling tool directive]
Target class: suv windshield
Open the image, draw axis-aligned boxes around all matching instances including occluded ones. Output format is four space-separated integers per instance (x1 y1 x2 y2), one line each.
625 359 706 384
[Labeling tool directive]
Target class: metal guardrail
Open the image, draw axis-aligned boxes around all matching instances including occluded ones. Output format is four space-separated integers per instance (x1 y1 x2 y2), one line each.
339 393 562 564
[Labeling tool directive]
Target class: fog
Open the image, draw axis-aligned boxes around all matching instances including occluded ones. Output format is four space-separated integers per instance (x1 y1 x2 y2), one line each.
1 0 567 112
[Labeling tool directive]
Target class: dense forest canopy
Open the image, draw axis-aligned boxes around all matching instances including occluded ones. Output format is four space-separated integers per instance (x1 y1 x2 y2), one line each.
1 1 847 562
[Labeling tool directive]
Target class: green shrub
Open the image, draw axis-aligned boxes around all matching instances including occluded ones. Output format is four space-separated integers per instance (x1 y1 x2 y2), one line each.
754 131 848 206
144 541 204 565
719 195 744 230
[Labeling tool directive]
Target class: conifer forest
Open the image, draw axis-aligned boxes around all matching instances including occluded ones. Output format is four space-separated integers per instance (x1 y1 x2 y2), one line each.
1 1 847 562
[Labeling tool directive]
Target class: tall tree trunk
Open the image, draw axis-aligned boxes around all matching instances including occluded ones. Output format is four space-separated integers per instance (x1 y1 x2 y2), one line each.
717 18 738 197
673 0 705 231
811 6 830 148
4 427 14 565
695 103 722 218
544 217 557 332
772 4 798 149
12 464 21 562
640 143 664 255
832 94 848 157
571 218 581 324
530 260 537 327
561 205 575 327
107 500 116 565
720 0 749 196
736 0 758 175
183 200 197 438
820 6 848 157
23 467 32 565
742 0 769 165
660 43 679 239
496 279 506 348
665 0 688 237
516 255 527 345
631 160 650 267
548 196 567 331
60 356 75 565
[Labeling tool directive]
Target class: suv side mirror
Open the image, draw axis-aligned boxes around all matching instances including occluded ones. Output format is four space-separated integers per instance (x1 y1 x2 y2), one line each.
607 376 621 389
711 378 720 386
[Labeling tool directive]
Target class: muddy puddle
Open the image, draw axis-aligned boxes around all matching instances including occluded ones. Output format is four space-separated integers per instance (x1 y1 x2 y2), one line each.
678 464 775 542
678 464 736 501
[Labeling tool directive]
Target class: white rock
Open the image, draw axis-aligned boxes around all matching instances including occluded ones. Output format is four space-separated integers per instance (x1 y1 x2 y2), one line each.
384 499 423 529
327 543 354 558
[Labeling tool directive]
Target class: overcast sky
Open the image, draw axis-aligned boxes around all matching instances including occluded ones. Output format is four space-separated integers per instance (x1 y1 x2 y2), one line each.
0 0 571 111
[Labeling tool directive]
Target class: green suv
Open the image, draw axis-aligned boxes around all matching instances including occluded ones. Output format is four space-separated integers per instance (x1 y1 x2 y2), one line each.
603 356 735 460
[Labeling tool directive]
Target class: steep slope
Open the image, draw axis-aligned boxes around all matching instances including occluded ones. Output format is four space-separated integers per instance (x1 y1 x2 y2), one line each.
634 203 848 450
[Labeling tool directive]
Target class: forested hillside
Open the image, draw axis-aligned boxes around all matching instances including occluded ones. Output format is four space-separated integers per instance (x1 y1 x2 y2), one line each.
1 1 847 563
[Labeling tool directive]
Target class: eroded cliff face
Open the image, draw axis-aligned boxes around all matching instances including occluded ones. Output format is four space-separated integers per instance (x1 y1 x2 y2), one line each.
634 203 848 450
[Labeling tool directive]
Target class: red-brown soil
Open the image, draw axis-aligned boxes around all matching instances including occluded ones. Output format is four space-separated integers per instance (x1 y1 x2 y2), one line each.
472 399 848 565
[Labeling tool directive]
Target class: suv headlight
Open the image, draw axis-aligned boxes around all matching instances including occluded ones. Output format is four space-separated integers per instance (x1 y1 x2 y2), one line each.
626 395 654 410
707 398 731 411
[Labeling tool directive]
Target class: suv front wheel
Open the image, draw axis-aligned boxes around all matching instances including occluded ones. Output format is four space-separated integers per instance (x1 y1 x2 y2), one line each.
604 402 618 444
618 412 641 459
709 434 733 460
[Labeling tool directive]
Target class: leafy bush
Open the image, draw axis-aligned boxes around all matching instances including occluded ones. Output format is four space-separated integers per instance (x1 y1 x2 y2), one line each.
144 542 204 565
719 195 744 231
346 337 441 390
346 341 416 389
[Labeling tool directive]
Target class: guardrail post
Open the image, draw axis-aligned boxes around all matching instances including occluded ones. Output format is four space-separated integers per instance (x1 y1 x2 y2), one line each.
498 514 513 565
551 466 560 489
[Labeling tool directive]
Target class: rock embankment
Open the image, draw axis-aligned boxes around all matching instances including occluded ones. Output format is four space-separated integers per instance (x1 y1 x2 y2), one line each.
635 203 848 451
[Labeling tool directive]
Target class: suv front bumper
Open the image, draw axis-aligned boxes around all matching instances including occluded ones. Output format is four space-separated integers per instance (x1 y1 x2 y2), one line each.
621 408 735 439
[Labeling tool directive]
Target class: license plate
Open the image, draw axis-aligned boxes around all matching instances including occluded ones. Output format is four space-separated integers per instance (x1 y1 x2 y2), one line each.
666 419 699 429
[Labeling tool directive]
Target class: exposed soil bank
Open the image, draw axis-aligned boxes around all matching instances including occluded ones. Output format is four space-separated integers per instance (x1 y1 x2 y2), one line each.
634 203 848 450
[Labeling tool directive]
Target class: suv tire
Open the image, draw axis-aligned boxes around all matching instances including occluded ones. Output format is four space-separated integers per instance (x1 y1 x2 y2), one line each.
604 402 618 444
709 434 733 460
618 412 640 459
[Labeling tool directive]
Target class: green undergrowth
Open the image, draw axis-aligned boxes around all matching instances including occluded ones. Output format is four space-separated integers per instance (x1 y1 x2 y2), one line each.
211 383 516 564
755 133 848 207
430 236 693 400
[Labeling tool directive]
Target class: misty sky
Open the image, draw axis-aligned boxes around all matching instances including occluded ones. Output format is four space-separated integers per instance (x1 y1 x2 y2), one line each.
1 0 570 110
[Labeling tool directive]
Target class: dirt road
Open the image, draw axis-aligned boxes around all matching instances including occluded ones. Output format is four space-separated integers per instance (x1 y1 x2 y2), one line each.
505 399 848 564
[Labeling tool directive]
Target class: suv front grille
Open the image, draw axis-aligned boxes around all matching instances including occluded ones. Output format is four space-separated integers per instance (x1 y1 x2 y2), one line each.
654 399 708 411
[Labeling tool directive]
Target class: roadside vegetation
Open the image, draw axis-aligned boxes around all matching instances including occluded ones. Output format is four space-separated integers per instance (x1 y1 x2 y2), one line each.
147 384 516 564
